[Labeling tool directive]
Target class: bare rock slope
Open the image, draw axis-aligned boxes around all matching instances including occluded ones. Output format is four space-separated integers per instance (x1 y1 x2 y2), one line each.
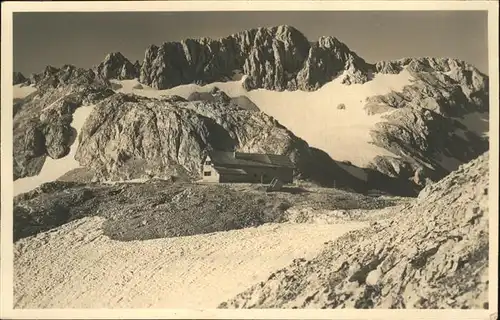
367 58 488 186
13 65 114 180
220 152 489 309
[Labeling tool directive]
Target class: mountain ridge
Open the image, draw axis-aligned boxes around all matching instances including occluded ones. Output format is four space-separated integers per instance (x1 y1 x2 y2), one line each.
12 25 489 196
13 25 488 92
14 24 487 89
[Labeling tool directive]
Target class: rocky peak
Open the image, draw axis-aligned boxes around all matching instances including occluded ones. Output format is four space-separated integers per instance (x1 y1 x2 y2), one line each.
43 65 59 77
317 36 342 48
42 65 109 91
316 36 367 65
296 35 372 90
96 51 139 80
256 25 308 44
139 25 373 92
13 72 28 85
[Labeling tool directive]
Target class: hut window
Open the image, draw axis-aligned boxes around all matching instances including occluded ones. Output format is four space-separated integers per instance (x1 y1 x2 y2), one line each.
205 160 212 165
204 171 211 176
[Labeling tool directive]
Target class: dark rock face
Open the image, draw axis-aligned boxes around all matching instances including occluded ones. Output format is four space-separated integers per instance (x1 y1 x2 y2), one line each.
95 52 139 80
13 119 47 180
139 25 371 91
13 72 28 85
133 60 141 71
296 36 372 90
13 66 114 180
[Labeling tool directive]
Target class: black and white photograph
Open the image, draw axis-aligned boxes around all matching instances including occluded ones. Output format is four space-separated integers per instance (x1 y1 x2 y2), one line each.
1 1 498 318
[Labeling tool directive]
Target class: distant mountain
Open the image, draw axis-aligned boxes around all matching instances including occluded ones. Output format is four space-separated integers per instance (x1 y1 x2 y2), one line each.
13 71 28 85
139 25 372 91
12 25 489 196
94 52 139 80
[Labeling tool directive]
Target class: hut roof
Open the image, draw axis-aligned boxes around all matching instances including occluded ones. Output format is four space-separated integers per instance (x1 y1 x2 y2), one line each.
207 151 295 169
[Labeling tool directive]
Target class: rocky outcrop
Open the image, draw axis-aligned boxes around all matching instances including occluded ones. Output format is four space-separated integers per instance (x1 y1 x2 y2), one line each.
133 60 141 72
369 108 487 183
24 64 111 93
365 57 489 187
139 25 371 91
187 87 232 104
375 58 488 114
220 152 489 309
187 87 260 111
74 92 334 184
95 52 139 80
13 72 28 85
296 36 372 90
13 65 114 180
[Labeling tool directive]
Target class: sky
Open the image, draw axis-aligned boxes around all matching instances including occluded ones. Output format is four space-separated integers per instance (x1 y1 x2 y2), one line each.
13 11 489 75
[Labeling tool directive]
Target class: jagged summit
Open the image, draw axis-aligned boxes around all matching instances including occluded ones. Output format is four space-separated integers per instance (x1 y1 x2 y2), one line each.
138 25 371 91
376 56 485 74
222 24 308 42
23 25 488 94
13 71 28 85
95 51 139 80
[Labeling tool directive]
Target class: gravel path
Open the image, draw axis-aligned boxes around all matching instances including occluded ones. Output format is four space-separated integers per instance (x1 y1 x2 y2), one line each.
14 216 365 308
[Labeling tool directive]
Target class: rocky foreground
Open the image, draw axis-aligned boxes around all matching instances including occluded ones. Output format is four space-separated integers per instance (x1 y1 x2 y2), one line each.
14 180 406 308
220 152 490 309
12 152 489 309
13 181 401 242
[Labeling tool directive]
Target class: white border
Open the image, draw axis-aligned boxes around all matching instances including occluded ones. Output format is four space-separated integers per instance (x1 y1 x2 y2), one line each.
1 2 498 319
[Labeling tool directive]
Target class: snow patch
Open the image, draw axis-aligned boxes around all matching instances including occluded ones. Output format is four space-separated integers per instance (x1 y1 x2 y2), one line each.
14 105 95 196
113 70 413 168
13 84 37 99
